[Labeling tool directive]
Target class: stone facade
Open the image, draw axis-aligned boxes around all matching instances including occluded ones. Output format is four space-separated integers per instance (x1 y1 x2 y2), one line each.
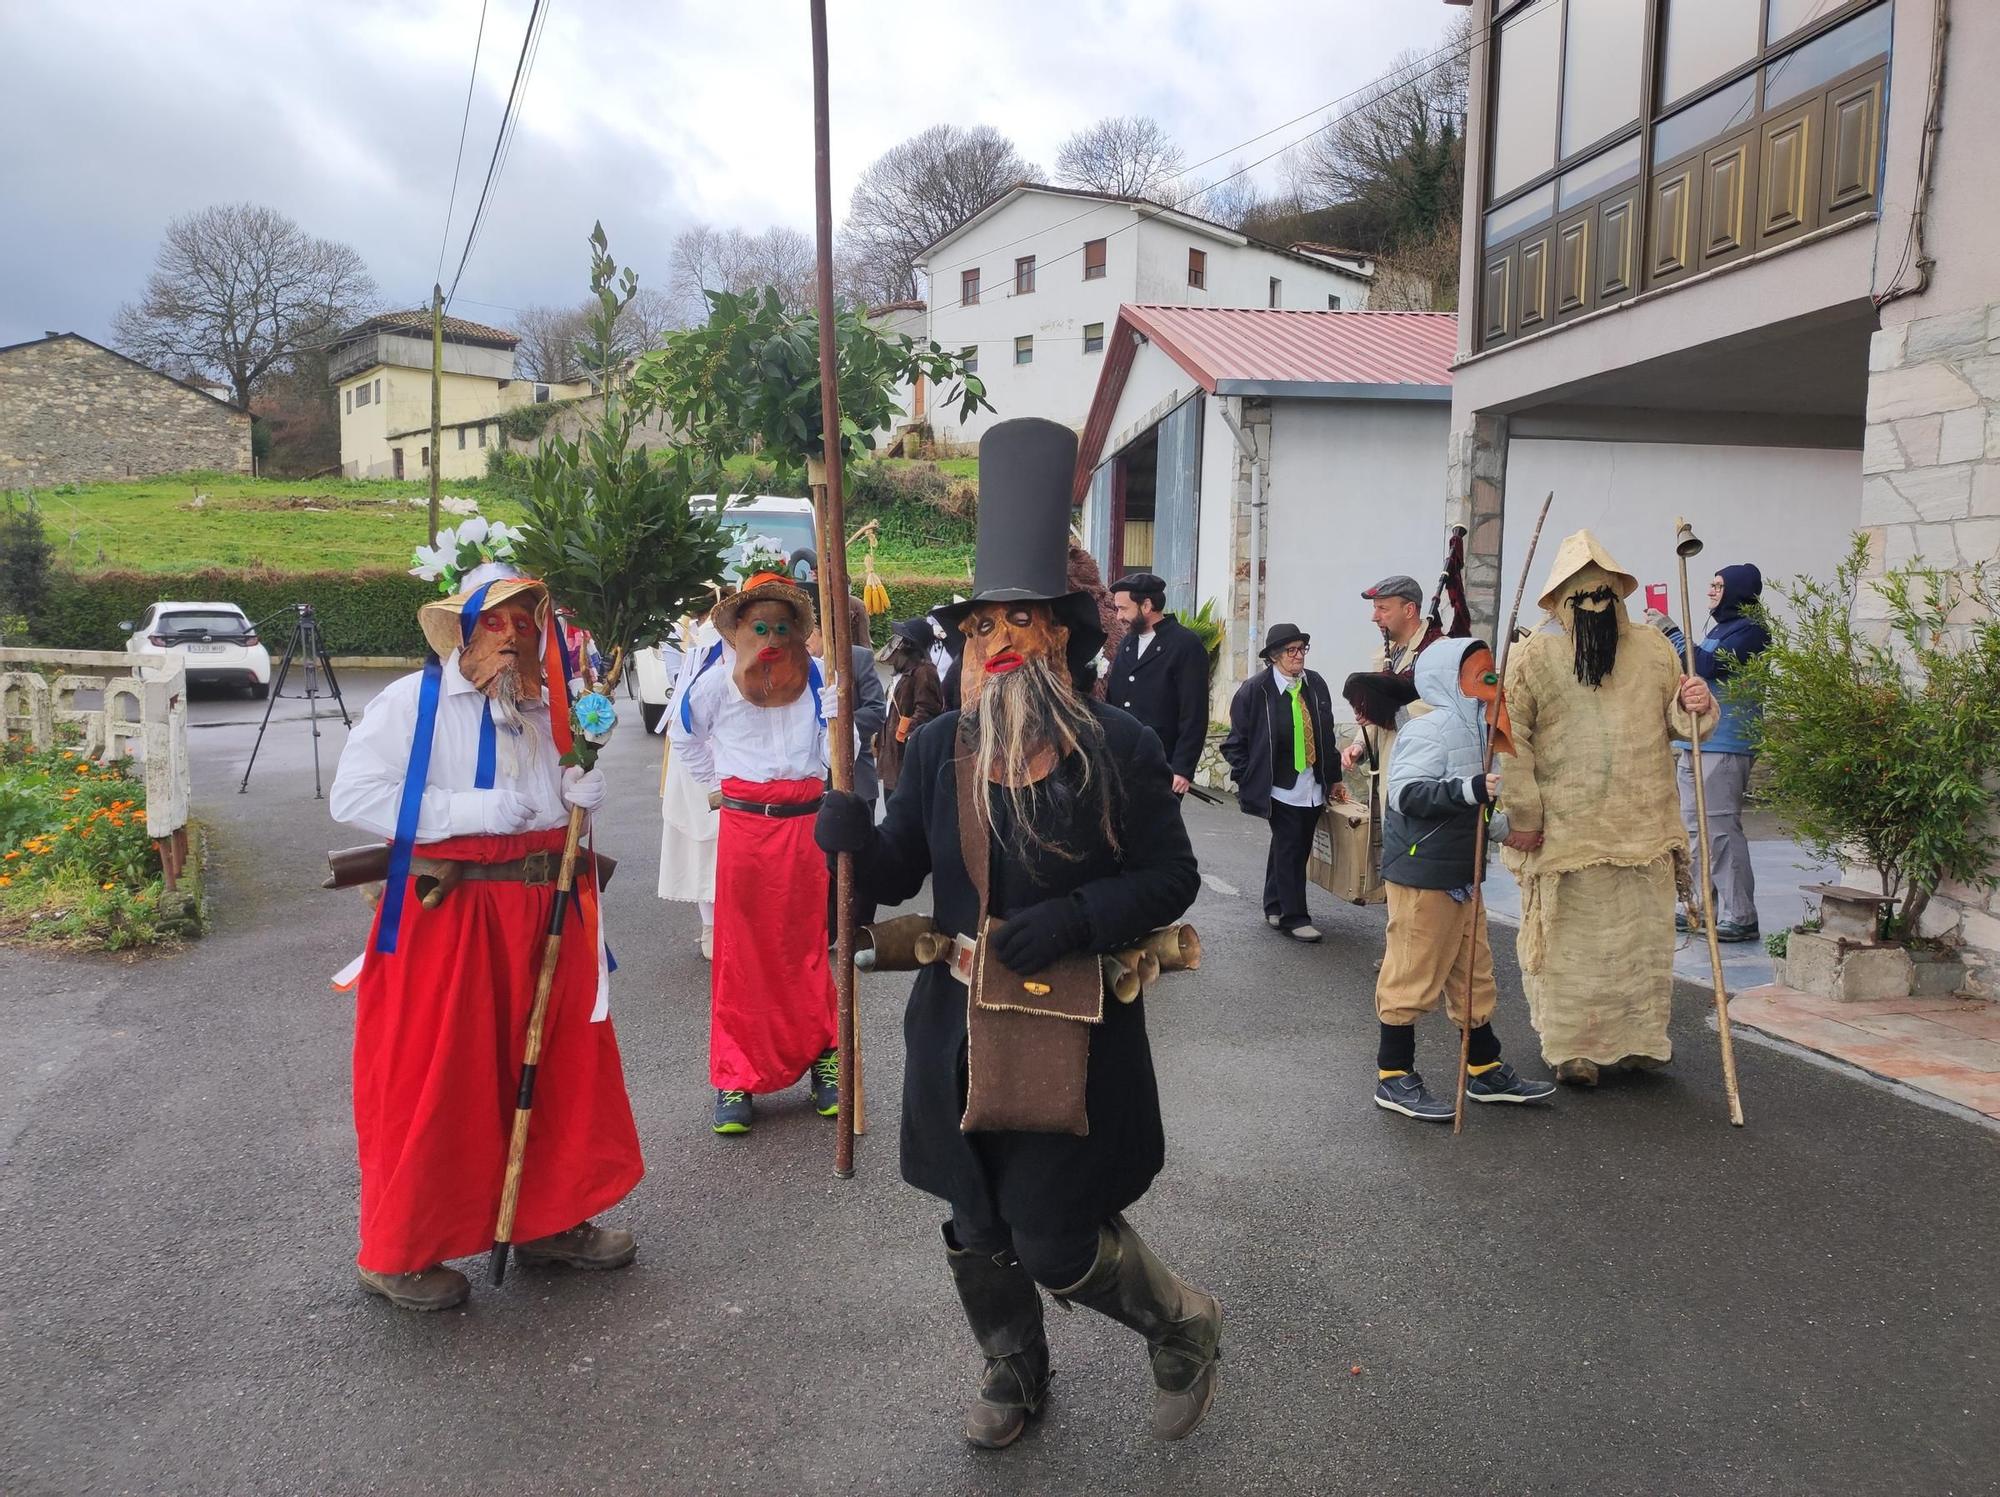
1443 410 1509 644
0 334 251 486
1859 299 2000 989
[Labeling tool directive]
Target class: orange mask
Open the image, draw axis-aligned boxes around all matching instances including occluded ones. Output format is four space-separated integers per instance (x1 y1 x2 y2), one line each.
959 601 1069 708
458 601 544 699
1457 643 1513 757
730 599 811 706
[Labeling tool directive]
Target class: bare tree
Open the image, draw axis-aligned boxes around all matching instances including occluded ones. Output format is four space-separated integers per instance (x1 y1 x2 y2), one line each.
111 202 377 410
1054 115 1187 199
513 302 590 381
1284 13 1471 255
616 285 684 352
668 223 820 323
1184 163 1262 228
843 124 1038 301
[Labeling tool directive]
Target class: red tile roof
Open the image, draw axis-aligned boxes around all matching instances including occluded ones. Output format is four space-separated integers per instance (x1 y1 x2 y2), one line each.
342 310 520 348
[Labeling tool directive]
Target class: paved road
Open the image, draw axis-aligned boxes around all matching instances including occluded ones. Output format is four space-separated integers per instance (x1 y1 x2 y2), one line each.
2 674 1995 1496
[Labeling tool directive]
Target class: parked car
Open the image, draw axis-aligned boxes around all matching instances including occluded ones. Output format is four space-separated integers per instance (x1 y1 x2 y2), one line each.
633 496 822 728
122 601 273 697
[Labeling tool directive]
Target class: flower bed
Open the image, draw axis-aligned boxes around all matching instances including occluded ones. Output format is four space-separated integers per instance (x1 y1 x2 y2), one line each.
0 737 197 949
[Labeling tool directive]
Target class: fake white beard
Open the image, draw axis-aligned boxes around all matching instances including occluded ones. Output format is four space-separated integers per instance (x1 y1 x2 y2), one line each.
485 668 529 779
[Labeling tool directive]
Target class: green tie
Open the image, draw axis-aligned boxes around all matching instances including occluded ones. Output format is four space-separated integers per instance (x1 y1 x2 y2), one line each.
1289 681 1307 774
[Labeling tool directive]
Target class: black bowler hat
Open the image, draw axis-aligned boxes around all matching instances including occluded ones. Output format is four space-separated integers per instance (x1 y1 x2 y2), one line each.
1260 622 1310 661
933 418 1106 669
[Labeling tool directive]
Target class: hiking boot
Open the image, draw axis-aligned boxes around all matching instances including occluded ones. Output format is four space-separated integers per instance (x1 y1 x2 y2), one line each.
808 1048 840 1117
515 1220 637 1270
1054 1215 1222 1442
714 1088 753 1134
1464 1061 1557 1105
1284 924 1322 943
1715 920 1760 944
944 1226 1051 1450
1555 1059 1600 1088
357 1263 469 1312
1374 1071 1454 1121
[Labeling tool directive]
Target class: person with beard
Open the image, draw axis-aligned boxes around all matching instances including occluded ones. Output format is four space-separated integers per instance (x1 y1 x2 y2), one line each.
1498 532 1715 1088
1106 571 1209 796
329 559 643 1312
814 418 1217 1450
670 571 842 1135
1339 573 1440 775
877 616 944 798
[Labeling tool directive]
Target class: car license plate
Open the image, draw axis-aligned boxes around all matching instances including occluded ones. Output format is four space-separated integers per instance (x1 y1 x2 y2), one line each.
187 643 225 653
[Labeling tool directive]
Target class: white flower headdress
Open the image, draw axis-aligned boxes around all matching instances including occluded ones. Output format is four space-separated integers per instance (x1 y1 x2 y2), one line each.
411 515 530 596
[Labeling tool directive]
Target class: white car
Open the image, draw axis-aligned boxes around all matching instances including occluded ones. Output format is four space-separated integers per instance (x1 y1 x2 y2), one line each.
123 600 273 697
634 495 822 728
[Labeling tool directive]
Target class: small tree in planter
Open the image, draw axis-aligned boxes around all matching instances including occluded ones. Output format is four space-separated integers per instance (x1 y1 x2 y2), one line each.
1733 534 2000 940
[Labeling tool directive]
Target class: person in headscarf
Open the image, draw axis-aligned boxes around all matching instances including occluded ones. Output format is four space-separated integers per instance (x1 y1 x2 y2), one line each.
1647 563 1771 943
814 419 1216 1451
1498 532 1715 1088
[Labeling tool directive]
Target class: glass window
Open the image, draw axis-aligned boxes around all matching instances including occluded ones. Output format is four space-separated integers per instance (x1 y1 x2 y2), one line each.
1489 0 1563 198
1557 135 1642 209
1651 74 1756 163
1014 335 1033 365
1327 295 1342 310
1268 277 1282 308
962 268 980 306
344 389 352 413
1763 3 1890 109
961 343 979 374
1483 182 1555 246
354 382 371 408
1560 0 1645 156
1083 322 1104 354
1187 248 1206 288
1015 256 1036 294
1660 0 1761 104
458 427 467 450
1083 239 1106 279
1767 0 1856 44
477 423 487 448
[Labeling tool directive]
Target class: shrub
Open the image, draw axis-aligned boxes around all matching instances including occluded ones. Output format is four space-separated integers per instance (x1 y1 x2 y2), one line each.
1733 534 2000 936
0 492 56 643
33 567 439 655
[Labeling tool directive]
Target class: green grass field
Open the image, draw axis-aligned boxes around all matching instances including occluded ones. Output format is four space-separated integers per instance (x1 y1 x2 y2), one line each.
29 463 975 579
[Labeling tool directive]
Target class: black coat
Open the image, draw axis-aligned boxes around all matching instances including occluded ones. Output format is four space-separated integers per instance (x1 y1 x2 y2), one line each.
849 703 1200 1238
1103 615 1210 778
1220 667 1340 819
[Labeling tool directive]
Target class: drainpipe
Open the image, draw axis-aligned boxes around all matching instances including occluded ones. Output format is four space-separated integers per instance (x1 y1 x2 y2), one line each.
1218 397 1267 678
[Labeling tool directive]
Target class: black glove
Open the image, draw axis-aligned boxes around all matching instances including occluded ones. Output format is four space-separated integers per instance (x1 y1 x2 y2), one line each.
991 894 1092 976
814 789 874 855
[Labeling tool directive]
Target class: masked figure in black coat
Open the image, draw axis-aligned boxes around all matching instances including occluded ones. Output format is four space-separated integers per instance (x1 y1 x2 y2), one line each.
816 418 1218 1451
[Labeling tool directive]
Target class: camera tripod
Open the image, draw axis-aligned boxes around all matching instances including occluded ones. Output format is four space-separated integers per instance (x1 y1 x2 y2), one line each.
240 603 351 799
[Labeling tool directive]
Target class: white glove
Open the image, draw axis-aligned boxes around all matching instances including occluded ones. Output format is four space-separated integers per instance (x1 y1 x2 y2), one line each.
562 765 607 814
1644 606 1675 633
818 678 841 720
449 788 536 837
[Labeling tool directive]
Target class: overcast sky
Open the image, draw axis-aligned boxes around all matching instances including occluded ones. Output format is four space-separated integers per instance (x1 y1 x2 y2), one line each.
1 0 1450 351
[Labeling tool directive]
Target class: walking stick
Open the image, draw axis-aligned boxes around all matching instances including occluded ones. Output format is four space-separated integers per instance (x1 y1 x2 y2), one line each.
490 647 626 1284
809 0 863 1177
1674 518 1746 1128
1453 493 1553 1134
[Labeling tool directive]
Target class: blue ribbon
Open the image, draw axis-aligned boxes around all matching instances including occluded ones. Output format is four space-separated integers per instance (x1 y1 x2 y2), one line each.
678 640 726 732
375 655 445 955
475 701 497 789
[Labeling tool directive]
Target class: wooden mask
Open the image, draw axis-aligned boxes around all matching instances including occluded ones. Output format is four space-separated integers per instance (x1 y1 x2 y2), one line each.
730 598 811 706
959 601 1069 708
457 601 544 700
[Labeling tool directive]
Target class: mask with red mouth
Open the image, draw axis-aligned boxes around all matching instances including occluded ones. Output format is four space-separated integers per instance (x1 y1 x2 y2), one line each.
728 598 812 706
959 600 1070 707
457 600 545 701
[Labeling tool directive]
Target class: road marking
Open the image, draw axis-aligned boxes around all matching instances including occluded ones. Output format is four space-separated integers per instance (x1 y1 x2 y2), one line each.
1201 873 1239 898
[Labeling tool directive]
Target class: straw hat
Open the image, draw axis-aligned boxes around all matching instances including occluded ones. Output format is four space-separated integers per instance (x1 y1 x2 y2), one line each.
1537 530 1638 613
417 561 550 659
711 570 817 640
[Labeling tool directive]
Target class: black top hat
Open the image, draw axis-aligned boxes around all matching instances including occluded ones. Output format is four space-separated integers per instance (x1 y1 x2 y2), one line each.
933 418 1106 670
1260 622 1310 661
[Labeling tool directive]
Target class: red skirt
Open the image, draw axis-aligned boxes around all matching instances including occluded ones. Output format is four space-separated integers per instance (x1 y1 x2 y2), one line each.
352 828 644 1274
710 776 835 1091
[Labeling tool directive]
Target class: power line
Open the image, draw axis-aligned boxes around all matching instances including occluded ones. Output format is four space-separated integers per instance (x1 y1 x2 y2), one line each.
444 0 551 311
435 0 492 286
459 0 549 286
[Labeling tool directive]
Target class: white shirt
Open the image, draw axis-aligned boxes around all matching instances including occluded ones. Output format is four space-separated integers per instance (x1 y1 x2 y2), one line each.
329 650 567 841
1268 666 1326 810
669 658 829 791
1133 630 1156 659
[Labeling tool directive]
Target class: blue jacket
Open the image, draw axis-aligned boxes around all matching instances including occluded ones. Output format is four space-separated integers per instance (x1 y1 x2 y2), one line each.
1380 639 1508 890
1666 563 1769 756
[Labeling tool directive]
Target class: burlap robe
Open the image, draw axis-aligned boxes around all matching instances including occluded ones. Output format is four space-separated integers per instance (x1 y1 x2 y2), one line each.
1500 616 1712 1066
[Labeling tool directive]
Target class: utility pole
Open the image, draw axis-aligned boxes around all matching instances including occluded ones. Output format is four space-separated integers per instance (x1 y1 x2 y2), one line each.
429 283 444 546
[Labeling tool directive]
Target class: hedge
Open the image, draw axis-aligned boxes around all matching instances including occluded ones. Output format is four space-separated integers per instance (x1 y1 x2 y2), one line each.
32 568 971 657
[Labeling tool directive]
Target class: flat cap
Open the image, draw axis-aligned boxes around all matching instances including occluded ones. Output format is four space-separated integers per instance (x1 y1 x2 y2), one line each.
1361 574 1423 604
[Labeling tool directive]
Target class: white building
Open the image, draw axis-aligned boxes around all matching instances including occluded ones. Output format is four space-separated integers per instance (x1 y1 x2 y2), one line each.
913 185 1375 445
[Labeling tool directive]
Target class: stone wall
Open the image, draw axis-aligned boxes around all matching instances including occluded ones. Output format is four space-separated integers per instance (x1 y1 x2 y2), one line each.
1860 299 2000 988
0 336 251 486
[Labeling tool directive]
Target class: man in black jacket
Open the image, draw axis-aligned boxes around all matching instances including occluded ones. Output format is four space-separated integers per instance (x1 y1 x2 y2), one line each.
1107 572 1209 796
1220 623 1343 943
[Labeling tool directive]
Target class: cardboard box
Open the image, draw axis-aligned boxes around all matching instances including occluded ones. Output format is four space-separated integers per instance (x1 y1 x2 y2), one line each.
1308 794 1384 906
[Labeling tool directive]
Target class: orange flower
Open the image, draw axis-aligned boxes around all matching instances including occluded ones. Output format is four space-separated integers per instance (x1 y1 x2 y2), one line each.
0 876 11 888
75 763 89 774
3 851 15 861
100 881 116 891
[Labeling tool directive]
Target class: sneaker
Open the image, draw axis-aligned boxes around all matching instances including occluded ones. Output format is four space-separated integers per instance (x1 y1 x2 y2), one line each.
1374 1072 1454 1121
1715 920 1760 944
1284 924 1322 943
1265 912 1282 929
1674 909 1694 933
808 1048 840 1117
713 1089 753 1134
1464 1061 1557 1104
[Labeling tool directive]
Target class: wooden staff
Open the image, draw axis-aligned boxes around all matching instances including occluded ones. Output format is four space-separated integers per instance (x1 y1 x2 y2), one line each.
809 0 863 1177
490 646 627 1283
1674 517 1746 1128
1453 493 1552 1134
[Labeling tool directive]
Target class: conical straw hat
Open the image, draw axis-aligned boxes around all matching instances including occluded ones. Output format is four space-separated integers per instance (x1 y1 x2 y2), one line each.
1537 530 1638 613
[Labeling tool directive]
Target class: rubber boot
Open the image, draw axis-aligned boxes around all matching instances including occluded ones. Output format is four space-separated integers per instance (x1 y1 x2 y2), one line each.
1053 1215 1222 1441
943 1225 1051 1449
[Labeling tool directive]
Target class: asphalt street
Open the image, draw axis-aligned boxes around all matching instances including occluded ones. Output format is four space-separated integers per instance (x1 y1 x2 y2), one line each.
2 671 1996 1496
